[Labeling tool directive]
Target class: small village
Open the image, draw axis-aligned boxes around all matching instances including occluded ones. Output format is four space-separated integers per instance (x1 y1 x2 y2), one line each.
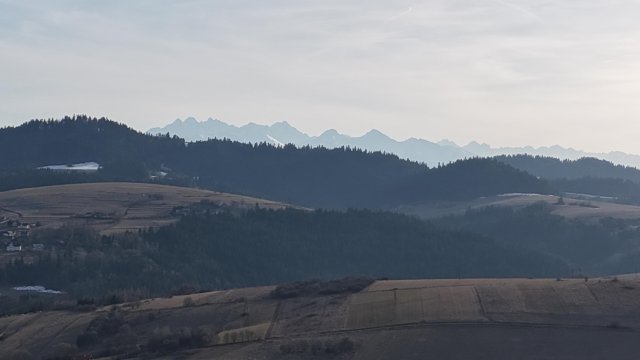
0 215 43 253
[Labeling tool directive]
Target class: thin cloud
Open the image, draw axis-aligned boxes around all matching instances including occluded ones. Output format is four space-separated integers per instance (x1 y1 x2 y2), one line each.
489 0 543 22
3 0 640 153
387 6 413 22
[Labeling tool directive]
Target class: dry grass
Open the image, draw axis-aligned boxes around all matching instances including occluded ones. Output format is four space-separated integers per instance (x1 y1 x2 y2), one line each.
0 182 291 234
399 194 640 221
4 277 640 359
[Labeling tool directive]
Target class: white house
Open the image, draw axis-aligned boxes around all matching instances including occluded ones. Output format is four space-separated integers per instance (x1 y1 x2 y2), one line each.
6 244 22 252
1 230 16 238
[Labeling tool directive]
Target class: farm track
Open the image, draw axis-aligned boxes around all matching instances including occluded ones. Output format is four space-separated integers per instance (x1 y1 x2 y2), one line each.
0 206 22 217
265 318 640 342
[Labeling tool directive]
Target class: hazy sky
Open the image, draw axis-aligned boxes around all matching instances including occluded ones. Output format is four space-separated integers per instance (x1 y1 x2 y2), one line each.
2 0 640 152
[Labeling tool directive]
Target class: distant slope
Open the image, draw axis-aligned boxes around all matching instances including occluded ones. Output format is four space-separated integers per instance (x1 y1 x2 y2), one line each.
0 182 290 234
0 117 184 171
495 155 640 203
150 117 640 168
467 142 640 169
431 202 640 275
549 177 640 204
496 155 640 182
3 277 640 360
0 116 553 209
400 193 640 222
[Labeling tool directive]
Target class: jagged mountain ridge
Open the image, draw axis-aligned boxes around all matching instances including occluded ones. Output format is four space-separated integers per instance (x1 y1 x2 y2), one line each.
149 118 474 166
149 118 640 168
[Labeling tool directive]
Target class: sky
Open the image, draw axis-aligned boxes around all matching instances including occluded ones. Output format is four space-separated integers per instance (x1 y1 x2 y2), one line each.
2 0 640 153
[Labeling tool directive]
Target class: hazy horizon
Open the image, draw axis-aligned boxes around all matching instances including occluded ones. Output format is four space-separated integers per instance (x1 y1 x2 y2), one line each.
148 116 640 155
2 0 640 153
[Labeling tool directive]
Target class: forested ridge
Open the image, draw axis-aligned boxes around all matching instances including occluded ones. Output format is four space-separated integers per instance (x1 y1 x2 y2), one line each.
0 116 553 209
0 208 568 304
437 203 640 275
496 155 640 204
6 203 637 308
496 154 640 182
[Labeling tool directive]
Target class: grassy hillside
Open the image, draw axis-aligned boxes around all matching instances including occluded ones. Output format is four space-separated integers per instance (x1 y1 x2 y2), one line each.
399 193 640 222
0 182 290 235
2 277 640 359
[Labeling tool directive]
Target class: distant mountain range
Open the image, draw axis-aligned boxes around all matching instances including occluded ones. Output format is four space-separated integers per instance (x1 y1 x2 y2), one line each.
149 118 640 168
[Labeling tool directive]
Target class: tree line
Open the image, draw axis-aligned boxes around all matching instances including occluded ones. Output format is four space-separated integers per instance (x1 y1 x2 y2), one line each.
0 116 553 209
0 208 568 301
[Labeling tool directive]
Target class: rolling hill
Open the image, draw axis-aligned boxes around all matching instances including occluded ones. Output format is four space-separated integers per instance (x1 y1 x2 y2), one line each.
496 155 640 183
2 276 640 359
495 155 640 204
0 182 290 235
399 193 640 222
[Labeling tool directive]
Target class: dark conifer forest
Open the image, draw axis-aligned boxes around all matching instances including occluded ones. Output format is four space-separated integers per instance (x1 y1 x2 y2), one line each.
496 154 640 182
496 155 640 204
0 116 553 209
0 208 568 304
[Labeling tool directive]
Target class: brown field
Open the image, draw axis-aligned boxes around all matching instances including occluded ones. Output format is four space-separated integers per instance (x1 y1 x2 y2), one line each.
399 193 640 221
3 276 640 359
0 182 292 234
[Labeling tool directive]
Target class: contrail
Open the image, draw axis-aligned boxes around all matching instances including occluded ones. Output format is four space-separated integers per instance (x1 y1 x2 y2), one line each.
387 6 414 22
489 0 543 22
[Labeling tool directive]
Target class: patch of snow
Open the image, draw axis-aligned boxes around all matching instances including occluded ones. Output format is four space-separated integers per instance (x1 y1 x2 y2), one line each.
266 134 284 147
564 192 617 201
38 162 100 171
13 285 63 294
497 193 552 197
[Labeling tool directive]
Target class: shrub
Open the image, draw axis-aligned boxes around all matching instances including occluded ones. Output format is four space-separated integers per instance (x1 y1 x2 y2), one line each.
77 298 95 306
147 326 212 354
76 330 98 348
171 284 199 296
8 350 33 360
279 337 356 355
44 343 78 360
103 293 125 305
183 296 195 307
272 277 374 299
83 307 125 339
279 339 309 354
325 337 355 355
